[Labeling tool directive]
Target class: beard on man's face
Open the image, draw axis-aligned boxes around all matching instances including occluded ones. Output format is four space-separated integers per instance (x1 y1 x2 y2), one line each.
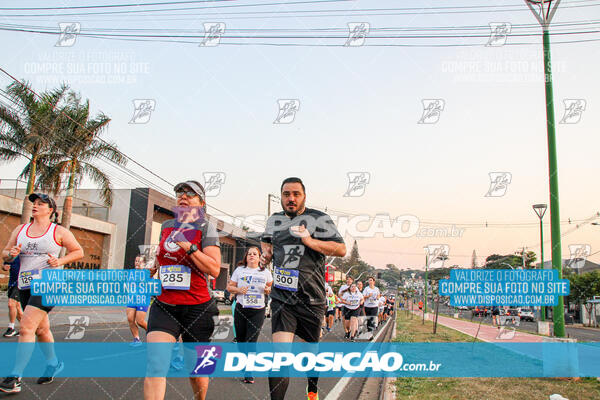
281 197 305 218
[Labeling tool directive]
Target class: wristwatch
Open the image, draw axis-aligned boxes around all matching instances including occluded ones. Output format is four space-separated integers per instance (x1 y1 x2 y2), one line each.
186 244 198 255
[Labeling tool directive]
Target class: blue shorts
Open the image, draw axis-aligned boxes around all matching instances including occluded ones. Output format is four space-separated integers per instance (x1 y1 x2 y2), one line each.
127 305 149 312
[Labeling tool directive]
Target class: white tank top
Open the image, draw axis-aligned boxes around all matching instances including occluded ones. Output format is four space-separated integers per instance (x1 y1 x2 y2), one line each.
16 223 62 275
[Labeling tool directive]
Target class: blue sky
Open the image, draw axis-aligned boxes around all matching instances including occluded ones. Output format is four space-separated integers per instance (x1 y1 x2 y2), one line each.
1 0 599 269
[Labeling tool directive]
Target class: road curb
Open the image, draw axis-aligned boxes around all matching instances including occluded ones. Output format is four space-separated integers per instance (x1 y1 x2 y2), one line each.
381 310 398 400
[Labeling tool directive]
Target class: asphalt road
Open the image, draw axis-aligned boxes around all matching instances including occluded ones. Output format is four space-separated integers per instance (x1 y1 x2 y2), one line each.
0 307 393 400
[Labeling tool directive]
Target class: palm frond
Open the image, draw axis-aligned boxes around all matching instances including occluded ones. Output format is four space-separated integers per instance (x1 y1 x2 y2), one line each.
80 163 113 206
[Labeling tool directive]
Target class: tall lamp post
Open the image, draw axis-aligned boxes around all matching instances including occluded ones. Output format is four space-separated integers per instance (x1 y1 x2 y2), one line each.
525 0 565 338
533 203 548 321
424 252 429 314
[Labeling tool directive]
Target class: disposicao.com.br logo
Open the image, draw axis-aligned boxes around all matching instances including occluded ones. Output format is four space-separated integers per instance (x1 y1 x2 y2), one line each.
223 351 441 374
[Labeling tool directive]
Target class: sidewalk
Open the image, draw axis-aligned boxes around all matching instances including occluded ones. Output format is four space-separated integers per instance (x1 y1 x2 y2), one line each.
412 310 544 342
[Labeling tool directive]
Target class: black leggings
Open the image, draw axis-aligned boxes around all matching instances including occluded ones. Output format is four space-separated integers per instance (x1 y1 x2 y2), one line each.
234 303 266 343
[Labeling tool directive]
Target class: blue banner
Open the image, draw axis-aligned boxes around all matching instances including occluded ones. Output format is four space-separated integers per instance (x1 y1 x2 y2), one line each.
439 269 569 306
0 342 597 378
30 269 161 307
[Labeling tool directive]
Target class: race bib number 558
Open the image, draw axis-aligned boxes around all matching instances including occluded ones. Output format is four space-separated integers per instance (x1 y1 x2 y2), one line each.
159 265 191 290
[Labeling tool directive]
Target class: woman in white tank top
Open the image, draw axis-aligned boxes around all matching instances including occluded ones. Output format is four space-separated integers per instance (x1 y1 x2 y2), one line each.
0 193 83 393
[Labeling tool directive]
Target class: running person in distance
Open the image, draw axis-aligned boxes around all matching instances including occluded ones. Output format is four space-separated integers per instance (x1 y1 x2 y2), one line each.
362 277 380 332
3 257 23 338
338 276 354 338
227 246 273 384
340 284 364 341
126 255 149 347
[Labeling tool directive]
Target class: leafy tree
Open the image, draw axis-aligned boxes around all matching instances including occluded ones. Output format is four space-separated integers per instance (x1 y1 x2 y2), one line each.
485 254 522 269
38 92 125 231
0 81 69 222
567 271 600 326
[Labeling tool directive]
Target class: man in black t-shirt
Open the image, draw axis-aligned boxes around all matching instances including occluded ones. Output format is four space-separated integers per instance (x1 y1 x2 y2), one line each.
261 177 346 400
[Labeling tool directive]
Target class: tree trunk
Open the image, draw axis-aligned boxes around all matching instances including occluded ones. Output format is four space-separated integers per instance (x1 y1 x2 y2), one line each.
433 296 440 334
20 157 37 224
585 304 594 327
59 166 76 258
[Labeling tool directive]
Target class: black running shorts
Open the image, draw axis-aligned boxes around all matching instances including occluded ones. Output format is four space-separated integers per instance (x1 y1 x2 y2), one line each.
147 299 218 342
19 289 53 313
271 298 324 342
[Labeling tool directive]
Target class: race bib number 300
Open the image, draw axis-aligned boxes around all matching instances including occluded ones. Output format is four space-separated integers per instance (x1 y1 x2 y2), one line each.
160 265 191 290
273 267 299 292
18 269 40 290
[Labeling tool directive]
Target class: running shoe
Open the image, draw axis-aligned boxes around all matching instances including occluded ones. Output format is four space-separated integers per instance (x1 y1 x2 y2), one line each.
243 377 255 384
344 332 350 339
306 386 319 400
37 361 64 384
129 337 142 347
0 376 21 393
2 328 18 337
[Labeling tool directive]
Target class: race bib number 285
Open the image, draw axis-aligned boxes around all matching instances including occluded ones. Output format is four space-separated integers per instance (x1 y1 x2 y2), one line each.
159 265 191 290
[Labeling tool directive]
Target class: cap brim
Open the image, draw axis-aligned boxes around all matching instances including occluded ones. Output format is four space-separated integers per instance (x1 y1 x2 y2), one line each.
174 182 187 192
28 193 40 202
174 181 204 198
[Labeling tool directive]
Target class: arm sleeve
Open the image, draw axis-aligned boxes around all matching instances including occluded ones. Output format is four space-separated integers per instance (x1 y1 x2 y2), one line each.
265 269 273 283
261 215 276 244
316 213 345 243
230 267 240 283
201 222 220 249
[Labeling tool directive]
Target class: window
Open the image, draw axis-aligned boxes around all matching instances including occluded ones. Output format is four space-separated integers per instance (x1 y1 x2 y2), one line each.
221 243 234 265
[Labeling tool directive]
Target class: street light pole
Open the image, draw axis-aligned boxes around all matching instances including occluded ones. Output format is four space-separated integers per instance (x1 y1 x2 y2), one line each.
533 203 548 321
267 194 274 216
525 0 565 337
424 253 429 314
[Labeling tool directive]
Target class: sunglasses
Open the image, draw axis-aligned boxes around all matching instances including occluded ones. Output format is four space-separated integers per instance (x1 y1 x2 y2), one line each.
33 193 55 207
176 190 199 198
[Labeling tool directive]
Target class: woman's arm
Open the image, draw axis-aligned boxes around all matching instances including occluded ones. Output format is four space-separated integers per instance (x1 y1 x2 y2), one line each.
264 280 273 295
176 242 221 278
226 280 243 294
2 224 24 262
50 227 84 267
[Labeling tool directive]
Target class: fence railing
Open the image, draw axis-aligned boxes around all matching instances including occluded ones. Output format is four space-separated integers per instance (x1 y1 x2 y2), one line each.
0 178 109 222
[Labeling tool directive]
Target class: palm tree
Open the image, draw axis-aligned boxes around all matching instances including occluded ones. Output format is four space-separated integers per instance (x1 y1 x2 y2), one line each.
0 81 69 223
39 92 126 231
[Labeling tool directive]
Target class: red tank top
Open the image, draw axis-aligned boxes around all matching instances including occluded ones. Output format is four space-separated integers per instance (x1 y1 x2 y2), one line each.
156 221 211 305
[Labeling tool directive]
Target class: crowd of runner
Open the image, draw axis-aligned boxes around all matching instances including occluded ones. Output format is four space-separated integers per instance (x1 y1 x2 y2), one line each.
0 178 395 400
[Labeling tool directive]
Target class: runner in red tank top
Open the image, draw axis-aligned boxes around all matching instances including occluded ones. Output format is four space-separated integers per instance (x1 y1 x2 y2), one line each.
144 180 221 400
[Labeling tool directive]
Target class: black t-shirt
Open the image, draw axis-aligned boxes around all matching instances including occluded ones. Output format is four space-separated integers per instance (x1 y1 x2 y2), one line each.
262 208 344 306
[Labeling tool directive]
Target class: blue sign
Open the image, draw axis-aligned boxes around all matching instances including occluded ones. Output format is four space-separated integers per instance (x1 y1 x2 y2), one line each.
439 269 569 306
30 269 161 307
